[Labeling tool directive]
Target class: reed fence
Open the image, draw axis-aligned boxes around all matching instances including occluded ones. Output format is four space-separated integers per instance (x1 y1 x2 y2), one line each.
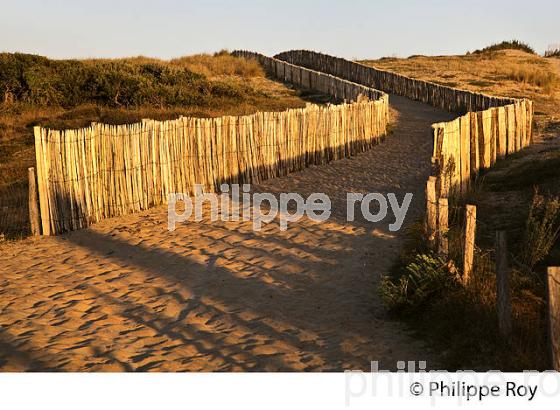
33 53 388 235
431 103 531 197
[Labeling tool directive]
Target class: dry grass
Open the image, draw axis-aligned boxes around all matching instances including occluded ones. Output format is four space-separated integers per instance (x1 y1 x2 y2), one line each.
504 66 557 92
170 50 265 78
91 51 267 79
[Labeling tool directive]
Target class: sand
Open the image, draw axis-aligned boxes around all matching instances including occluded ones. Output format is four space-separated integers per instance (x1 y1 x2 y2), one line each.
0 95 455 371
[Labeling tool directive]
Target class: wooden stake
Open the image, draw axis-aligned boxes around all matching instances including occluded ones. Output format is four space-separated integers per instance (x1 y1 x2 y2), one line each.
28 167 41 236
459 114 470 193
547 267 560 370
33 126 51 236
426 176 437 245
437 198 448 257
496 231 511 338
463 204 476 285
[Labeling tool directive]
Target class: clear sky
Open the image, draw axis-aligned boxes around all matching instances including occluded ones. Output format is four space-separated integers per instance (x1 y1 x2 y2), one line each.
1 0 558 60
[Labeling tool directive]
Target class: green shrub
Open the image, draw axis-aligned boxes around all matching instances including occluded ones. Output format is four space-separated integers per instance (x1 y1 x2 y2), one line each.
379 252 460 310
0 52 251 109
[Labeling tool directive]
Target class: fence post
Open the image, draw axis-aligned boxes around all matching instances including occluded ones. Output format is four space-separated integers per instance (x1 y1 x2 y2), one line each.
28 167 41 236
495 231 511 338
426 176 437 246
547 267 560 370
34 126 51 236
463 204 476 285
437 198 448 258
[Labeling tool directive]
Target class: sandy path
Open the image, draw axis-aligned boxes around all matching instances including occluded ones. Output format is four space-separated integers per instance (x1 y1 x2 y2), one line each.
0 95 454 371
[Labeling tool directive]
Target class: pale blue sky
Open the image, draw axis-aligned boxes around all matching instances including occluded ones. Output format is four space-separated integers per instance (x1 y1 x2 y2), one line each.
1 0 558 59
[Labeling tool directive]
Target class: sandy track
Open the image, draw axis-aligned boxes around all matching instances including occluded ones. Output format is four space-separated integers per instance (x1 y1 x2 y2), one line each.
0 95 454 371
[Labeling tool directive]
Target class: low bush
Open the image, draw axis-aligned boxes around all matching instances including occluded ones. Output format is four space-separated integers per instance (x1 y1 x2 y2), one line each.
473 40 536 55
379 252 460 310
0 51 262 109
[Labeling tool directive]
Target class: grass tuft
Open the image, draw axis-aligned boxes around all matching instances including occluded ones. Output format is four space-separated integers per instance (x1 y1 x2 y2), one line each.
521 190 560 273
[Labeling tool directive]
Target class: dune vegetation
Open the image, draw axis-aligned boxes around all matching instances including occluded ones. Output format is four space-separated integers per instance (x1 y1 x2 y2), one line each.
472 39 536 55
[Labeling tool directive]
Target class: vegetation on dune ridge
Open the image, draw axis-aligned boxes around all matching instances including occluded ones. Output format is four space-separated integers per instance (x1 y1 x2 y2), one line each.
0 50 266 109
472 40 536 55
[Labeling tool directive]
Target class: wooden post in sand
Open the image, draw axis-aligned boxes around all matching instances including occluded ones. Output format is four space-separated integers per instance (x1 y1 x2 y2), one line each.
34 126 51 236
462 205 476 285
426 176 437 246
495 231 511 338
28 167 41 236
437 198 449 258
547 267 560 370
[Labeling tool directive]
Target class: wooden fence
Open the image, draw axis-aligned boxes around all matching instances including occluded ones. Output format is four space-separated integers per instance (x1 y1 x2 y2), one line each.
233 51 387 115
33 54 388 235
276 50 520 112
431 102 531 197
274 50 534 197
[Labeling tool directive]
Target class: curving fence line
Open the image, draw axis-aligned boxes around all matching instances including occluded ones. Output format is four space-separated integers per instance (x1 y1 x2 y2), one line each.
274 50 533 197
32 52 388 235
232 51 388 115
